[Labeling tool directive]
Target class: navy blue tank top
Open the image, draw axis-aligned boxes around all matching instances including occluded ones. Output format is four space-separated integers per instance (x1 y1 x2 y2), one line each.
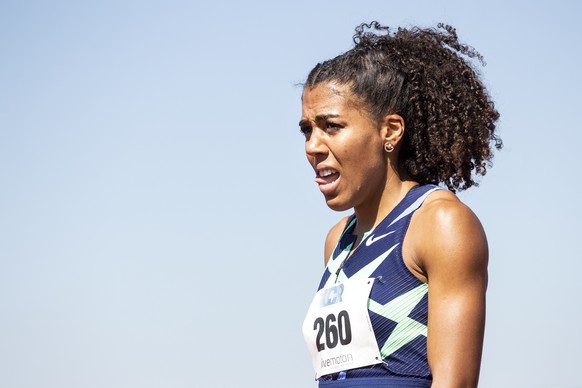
317 184 441 387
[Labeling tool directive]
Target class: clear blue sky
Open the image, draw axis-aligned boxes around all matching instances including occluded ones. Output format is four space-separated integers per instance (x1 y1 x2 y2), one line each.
1 1 581 387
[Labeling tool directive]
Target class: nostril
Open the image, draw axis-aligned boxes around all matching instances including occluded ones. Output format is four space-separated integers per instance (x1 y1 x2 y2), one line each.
306 138 327 156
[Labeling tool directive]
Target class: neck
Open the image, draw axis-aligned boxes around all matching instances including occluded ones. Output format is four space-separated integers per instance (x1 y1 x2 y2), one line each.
352 178 418 236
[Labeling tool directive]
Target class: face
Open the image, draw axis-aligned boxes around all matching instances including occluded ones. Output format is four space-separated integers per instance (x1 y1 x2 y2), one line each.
300 82 388 211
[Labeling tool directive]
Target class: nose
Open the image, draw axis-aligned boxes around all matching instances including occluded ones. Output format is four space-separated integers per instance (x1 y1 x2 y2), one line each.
305 129 327 159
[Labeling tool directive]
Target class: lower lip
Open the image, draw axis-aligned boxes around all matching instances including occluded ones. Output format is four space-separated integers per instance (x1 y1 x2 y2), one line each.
316 175 340 196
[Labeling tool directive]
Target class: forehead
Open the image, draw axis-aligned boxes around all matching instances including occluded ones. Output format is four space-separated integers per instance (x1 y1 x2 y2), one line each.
302 83 354 115
301 82 373 126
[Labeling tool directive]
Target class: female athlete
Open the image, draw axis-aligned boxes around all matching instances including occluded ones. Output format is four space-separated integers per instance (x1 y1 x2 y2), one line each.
301 22 501 388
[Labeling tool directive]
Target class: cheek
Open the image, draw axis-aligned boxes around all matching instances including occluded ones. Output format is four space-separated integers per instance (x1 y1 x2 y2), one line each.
344 141 383 167
349 151 387 186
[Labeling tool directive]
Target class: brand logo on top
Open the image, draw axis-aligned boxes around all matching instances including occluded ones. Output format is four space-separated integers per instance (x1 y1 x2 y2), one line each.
365 231 395 246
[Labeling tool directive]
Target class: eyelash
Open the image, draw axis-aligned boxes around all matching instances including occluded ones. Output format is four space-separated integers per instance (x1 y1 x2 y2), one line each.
299 122 341 136
300 126 312 135
326 122 341 130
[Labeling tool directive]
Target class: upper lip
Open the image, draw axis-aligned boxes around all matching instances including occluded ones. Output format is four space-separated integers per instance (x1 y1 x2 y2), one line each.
315 165 338 177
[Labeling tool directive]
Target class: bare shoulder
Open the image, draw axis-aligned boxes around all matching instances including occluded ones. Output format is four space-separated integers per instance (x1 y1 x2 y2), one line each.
323 216 351 267
408 190 489 385
415 189 476 227
407 189 488 281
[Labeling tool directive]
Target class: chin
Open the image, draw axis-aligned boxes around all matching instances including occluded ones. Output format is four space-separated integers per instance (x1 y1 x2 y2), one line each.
324 196 352 212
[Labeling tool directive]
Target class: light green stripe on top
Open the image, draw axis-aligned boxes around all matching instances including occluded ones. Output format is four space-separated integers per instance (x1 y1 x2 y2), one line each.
368 283 428 358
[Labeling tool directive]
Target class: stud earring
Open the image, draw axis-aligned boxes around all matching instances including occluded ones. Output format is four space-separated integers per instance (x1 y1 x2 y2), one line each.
384 143 394 153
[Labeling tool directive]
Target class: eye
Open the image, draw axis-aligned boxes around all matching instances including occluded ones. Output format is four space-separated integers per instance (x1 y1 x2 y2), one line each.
325 122 342 131
299 126 312 136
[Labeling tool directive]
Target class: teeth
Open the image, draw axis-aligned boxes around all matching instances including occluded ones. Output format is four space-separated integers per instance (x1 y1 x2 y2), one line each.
319 169 335 177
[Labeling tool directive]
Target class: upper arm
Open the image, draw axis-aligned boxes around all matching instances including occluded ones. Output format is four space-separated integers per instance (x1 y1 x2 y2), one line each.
412 196 488 387
323 216 350 267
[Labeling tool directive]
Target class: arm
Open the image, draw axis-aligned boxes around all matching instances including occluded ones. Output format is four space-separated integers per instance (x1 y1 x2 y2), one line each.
323 216 351 267
409 194 488 388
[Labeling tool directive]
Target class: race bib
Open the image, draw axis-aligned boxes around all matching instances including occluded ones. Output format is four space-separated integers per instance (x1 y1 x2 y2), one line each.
302 278 382 378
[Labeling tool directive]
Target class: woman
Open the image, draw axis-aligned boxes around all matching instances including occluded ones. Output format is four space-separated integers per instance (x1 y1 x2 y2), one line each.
301 22 501 387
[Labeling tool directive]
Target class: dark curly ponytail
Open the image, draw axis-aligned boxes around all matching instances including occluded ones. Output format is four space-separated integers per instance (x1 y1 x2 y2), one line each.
305 22 502 191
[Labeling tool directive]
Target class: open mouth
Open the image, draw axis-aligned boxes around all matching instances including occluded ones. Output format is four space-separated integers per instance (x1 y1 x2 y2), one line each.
315 168 340 195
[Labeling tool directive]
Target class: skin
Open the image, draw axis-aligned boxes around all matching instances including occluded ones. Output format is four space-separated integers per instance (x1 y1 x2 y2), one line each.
300 82 488 388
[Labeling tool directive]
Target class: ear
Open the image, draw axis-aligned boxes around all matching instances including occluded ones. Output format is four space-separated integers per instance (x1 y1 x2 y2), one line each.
380 114 405 148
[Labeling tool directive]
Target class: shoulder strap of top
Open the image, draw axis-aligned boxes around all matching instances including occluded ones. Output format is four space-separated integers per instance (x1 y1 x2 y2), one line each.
387 184 441 228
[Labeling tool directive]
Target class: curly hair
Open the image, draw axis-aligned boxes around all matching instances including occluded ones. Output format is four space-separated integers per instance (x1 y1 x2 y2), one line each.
305 22 502 191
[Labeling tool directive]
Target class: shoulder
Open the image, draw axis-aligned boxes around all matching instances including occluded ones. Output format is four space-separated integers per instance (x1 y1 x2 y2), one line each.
323 215 351 267
408 189 488 282
411 190 489 386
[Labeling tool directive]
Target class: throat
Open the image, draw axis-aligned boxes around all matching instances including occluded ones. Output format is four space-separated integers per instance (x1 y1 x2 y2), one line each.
353 181 419 232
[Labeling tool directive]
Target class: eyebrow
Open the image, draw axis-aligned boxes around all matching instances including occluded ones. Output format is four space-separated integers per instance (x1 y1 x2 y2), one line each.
298 114 341 127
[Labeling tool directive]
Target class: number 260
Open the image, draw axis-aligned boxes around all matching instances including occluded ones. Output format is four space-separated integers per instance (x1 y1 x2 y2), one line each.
313 310 352 351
